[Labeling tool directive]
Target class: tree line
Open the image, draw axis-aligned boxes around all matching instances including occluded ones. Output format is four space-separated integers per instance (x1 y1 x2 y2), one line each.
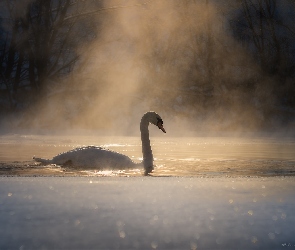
0 0 295 129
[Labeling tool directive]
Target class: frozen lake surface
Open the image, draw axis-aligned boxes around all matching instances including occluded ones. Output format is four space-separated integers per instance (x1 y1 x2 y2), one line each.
1 176 295 249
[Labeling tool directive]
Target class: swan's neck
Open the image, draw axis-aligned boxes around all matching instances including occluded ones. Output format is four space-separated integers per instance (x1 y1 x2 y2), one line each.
140 116 153 170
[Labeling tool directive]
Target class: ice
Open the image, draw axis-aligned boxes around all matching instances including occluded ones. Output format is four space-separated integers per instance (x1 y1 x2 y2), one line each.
1 176 295 249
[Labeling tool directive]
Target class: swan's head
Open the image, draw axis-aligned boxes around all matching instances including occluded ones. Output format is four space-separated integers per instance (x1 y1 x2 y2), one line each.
145 111 166 133
156 117 166 133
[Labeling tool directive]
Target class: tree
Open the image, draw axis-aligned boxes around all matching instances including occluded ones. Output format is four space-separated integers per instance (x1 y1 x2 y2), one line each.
231 0 295 78
229 0 295 120
0 0 103 108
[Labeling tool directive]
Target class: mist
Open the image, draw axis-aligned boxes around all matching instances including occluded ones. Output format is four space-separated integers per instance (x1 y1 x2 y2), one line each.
1 0 295 136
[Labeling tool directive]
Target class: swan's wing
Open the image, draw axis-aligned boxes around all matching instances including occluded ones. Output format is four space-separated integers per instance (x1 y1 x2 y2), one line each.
51 146 136 169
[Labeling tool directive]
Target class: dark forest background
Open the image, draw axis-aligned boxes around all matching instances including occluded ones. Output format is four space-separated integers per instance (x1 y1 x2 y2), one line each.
0 0 295 133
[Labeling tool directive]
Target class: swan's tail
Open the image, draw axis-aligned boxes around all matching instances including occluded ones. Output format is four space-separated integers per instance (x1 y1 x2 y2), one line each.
33 157 53 165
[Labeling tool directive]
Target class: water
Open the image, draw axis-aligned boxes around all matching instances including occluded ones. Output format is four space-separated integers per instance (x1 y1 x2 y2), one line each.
0 134 294 176
1 134 295 249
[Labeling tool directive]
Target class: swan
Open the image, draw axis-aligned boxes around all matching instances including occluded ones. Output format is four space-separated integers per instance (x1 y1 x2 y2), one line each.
33 111 166 175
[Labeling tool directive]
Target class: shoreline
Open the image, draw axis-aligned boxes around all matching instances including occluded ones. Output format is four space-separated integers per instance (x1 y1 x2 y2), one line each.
1 160 295 178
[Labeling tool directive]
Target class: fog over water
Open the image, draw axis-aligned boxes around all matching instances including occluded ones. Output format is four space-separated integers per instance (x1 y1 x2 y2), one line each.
2 0 294 134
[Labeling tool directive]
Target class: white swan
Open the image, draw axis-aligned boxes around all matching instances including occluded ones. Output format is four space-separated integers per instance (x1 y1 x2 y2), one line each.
34 111 166 175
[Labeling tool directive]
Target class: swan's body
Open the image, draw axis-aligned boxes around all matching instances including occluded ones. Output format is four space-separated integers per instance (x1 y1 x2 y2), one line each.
34 111 166 175
34 146 139 169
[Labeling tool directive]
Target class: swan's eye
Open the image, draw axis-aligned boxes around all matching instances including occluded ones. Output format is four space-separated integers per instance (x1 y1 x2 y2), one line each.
157 118 163 125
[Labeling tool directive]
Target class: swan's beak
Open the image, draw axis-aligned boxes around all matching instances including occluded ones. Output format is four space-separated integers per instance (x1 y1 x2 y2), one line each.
158 124 166 133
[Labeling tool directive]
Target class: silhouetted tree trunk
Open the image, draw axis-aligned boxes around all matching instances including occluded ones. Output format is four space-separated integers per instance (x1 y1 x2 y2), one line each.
4 19 18 81
205 0 214 90
13 50 24 94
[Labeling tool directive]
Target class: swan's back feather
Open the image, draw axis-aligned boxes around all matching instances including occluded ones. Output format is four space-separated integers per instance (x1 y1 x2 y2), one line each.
35 146 138 169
